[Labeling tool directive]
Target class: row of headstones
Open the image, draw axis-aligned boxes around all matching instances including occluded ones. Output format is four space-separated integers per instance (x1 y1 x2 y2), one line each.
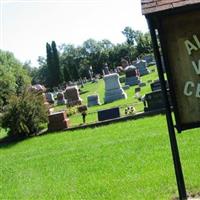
45 72 134 107
47 80 163 132
46 66 156 109
47 106 120 131
45 86 82 106
47 80 166 132
88 70 156 106
52 59 153 95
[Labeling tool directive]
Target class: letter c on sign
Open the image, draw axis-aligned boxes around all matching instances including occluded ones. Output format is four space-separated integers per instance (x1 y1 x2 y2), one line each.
184 81 194 96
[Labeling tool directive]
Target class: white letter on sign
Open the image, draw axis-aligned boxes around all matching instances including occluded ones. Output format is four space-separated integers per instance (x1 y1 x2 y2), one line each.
192 60 200 75
184 40 198 55
193 35 200 48
184 81 194 96
196 83 200 98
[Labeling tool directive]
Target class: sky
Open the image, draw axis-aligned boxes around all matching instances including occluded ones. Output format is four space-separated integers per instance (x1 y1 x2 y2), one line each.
0 0 148 67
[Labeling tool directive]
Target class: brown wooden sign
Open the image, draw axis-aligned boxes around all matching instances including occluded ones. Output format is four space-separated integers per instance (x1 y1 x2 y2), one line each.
142 2 200 199
159 10 200 132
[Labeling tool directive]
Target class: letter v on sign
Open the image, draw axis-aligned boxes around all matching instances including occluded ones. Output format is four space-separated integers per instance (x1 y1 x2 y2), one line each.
192 60 200 75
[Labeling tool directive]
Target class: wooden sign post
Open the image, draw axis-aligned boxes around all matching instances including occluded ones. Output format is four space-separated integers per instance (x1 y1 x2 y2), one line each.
141 1 200 199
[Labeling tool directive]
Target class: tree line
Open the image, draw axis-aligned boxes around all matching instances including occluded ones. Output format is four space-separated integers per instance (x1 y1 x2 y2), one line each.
32 26 153 88
0 27 153 106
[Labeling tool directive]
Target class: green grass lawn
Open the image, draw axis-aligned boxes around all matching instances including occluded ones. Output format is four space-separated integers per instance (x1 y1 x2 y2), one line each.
54 66 159 126
0 115 199 200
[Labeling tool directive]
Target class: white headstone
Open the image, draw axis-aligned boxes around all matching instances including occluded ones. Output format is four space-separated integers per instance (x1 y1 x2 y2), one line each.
104 73 127 103
87 94 101 107
135 60 150 76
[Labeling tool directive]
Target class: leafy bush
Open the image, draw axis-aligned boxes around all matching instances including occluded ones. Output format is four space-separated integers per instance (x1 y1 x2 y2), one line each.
66 106 77 117
1 90 48 137
0 50 31 111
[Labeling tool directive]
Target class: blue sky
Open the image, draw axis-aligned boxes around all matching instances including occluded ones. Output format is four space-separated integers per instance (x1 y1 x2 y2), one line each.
0 0 148 67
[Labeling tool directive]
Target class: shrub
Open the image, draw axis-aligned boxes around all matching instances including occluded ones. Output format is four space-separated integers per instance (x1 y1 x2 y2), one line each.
1 89 48 137
66 106 77 117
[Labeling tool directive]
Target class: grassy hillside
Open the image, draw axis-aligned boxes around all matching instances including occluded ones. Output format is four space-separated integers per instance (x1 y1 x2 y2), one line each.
1 115 199 199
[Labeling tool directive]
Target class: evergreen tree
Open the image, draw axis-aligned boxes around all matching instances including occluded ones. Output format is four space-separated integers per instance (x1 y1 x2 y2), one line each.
63 65 71 82
46 41 62 88
51 41 63 85
46 42 53 87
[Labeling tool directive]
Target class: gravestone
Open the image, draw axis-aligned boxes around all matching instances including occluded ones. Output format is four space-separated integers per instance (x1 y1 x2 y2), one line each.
143 54 155 64
125 66 141 86
143 90 171 112
87 94 101 107
139 82 147 87
135 60 150 76
64 86 82 106
104 73 127 103
48 111 70 131
151 80 169 91
57 92 66 105
150 80 161 91
98 107 120 121
45 92 55 104
143 90 165 112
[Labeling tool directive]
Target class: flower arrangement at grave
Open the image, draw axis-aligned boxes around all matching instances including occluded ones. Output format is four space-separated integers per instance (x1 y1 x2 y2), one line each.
124 106 136 115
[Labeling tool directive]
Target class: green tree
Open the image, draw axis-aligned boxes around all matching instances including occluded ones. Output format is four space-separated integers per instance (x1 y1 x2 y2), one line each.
0 50 31 110
1 89 48 137
122 27 153 58
31 57 49 86
60 44 80 80
135 32 153 56
46 42 54 87
46 41 63 88
122 26 136 46
51 41 63 84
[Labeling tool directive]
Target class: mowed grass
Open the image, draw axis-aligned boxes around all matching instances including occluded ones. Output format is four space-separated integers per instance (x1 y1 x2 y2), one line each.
0 115 200 200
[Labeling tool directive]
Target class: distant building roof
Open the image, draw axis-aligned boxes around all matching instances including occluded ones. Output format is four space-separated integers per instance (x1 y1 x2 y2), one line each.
141 0 200 15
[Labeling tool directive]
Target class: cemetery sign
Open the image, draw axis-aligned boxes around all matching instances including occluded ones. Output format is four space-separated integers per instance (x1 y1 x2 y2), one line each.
142 1 200 199
142 0 200 132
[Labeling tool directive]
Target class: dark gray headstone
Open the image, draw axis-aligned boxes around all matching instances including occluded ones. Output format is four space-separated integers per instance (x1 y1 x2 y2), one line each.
139 82 146 87
98 107 120 121
150 80 161 91
151 80 169 91
143 90 171 112
144 90 165 111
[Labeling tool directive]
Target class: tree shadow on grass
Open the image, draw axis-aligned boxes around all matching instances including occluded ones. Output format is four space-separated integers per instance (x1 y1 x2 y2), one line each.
0 129 48 149
0 135 28 149
79 90 89 95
